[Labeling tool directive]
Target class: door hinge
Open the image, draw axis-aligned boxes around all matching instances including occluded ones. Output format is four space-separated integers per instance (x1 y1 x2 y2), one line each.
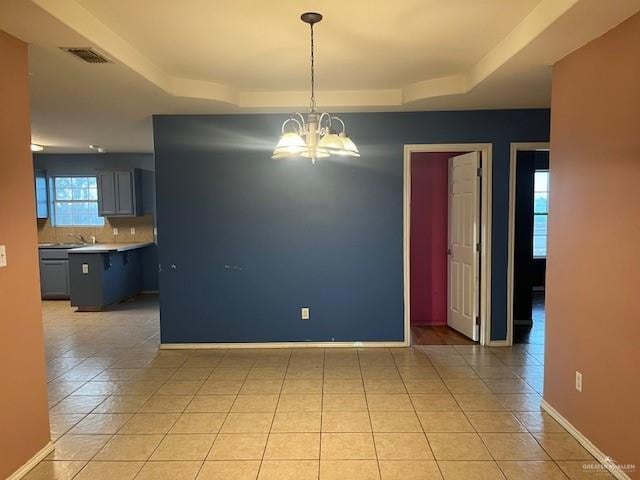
477 167 482 177
476 242 480 252
476 315 481 325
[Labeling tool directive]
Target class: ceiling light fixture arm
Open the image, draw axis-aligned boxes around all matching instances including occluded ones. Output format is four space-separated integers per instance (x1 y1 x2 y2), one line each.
318 112 332 134
331 116 346 135
281 116 303 135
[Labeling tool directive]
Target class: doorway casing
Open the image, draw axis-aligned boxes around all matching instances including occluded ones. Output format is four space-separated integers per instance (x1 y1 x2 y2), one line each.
506 142 550 346
403 144 494 346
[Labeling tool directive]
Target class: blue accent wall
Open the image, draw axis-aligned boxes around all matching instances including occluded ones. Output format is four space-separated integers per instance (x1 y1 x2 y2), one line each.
33 153 159 291
153 110 550 343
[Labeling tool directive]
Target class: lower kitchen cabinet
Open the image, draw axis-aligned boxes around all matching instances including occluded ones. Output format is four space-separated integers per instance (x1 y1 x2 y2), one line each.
68 249 144 310
39 250 70 299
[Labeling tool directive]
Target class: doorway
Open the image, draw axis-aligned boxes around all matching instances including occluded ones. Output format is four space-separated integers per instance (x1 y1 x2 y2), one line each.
507 143 550 346
403 144 493 346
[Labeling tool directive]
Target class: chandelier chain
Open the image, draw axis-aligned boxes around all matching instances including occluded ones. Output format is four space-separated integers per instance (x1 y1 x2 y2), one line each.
310 23 316 112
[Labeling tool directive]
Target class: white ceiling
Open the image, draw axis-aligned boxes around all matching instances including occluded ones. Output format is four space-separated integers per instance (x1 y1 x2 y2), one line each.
1 0 639 153
73 0 539 90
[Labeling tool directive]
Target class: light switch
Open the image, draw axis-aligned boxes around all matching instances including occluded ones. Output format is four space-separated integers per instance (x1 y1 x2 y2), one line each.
0 245 6 267
301 307 310 320
82 263 89 274
113 227 119 236
576 371 583 392
130 227 136 235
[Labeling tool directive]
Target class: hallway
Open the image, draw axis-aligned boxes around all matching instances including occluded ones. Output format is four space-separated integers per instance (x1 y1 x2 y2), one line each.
28 296 609 479
513 292 546 346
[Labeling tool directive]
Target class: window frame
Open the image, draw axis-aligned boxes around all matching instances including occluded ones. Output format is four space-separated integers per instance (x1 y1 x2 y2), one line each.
51 175 104 227
532 169 549 259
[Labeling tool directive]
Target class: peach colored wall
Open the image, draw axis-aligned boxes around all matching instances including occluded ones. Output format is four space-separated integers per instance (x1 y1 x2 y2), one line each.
546 12 640 476
0 31 51 478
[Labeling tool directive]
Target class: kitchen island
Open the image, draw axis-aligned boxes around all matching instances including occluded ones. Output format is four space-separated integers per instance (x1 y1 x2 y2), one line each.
67 242 153 311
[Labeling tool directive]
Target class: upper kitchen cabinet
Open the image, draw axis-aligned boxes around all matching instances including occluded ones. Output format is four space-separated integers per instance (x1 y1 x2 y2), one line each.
97 169 143 216
34 169 48 219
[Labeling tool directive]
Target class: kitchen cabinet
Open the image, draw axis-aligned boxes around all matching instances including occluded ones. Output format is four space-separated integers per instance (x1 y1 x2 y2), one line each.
97 171 117 215
39 249 70 299
68 244 149 311
97 169 142 217
34 169 48 219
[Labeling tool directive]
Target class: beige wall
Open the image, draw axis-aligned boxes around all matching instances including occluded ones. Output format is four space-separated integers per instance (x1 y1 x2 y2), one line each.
546 12 640 476
0 31 51 478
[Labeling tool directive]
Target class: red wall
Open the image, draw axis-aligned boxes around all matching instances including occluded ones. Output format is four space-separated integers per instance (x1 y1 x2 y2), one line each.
409 152 459 325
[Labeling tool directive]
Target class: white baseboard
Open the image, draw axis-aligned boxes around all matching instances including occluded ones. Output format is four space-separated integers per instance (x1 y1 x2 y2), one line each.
541 400 632 480
161 341 409 350
486 340 510 346
6 441 54 480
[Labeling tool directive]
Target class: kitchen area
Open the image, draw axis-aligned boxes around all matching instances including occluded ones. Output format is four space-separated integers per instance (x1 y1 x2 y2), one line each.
34 153 158 311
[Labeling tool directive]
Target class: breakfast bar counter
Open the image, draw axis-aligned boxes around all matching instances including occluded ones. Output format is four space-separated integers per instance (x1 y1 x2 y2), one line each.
67 243 154 311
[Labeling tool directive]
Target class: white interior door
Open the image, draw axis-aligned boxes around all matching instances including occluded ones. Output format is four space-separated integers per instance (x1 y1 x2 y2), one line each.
448 151 480 341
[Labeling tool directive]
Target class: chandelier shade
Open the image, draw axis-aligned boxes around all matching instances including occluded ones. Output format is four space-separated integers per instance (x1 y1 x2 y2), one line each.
273 132 306 155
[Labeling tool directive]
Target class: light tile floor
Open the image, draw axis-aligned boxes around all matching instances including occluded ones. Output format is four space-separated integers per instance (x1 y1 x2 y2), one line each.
26 296 612 480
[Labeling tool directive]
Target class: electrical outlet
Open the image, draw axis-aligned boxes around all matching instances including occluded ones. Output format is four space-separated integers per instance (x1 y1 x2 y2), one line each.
301 307 310 320
113 227 119 236
0 245 7 267
82 263 89 274
575 371 583 392
130 227 136 235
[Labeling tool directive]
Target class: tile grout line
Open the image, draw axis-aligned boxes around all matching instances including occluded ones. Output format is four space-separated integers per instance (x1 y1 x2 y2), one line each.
359 348 382 479
136 351 197 479
255 349 292 479
190 347 242 479
316 348 325 480
417 348 447 480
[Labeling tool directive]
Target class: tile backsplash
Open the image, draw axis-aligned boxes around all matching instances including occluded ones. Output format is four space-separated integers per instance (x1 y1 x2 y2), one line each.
37 214 155 244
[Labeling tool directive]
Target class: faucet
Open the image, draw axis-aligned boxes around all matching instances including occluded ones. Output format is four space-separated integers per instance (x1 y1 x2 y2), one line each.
66 233 87 244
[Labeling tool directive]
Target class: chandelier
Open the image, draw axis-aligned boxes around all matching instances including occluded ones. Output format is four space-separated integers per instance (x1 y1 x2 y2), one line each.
272 12 360 164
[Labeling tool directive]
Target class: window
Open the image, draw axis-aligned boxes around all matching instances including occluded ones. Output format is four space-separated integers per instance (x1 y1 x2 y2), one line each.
52 176 104 226
533 170 549 258
35 174 48 218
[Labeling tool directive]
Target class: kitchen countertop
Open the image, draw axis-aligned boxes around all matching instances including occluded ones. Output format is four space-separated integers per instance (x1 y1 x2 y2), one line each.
62 242 154 254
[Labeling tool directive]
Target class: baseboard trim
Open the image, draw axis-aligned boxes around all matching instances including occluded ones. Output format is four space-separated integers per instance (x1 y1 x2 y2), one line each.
161 341 409 349
486 340 510 346
140 290 159 295
541 400 632 480
514 319 533 326
6 441 54 480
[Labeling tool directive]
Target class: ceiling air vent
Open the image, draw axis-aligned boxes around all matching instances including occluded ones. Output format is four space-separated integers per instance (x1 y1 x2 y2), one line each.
61 47 111 64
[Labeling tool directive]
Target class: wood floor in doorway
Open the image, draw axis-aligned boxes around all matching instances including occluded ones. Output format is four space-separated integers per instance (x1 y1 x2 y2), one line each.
411 325 475 345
